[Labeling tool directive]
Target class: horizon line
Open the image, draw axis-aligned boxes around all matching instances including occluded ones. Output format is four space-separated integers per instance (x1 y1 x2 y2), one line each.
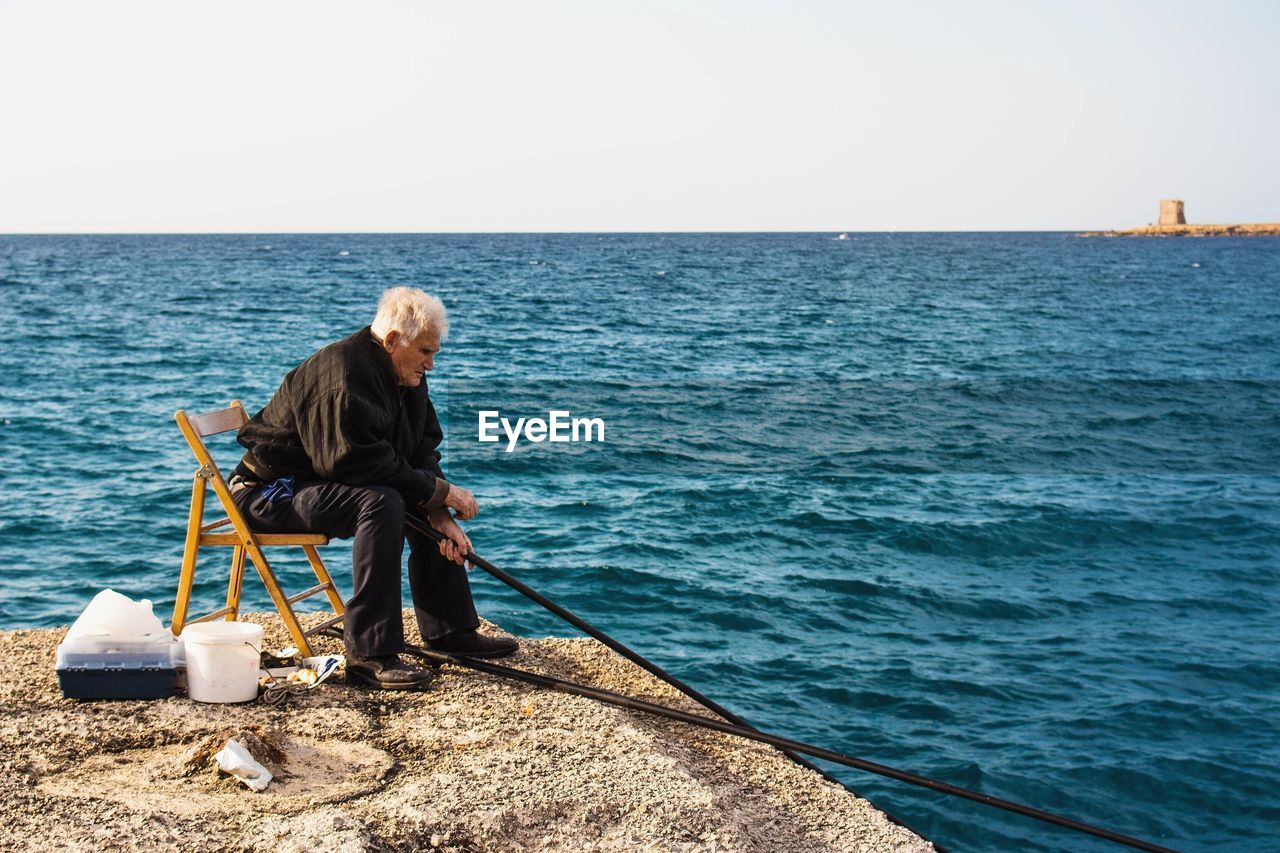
0 229 1097 237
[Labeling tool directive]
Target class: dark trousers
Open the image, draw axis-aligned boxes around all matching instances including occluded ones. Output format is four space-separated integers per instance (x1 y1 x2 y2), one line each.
233 482 479 658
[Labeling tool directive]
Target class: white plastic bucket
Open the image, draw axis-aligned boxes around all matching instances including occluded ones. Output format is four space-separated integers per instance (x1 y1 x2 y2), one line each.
180 622 265 703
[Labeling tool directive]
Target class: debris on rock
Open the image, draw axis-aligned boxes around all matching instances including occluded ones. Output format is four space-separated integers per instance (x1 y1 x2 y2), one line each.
182 725 289 779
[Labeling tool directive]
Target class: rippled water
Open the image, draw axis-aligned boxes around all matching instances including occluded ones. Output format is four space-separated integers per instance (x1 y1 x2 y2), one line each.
1 233 1277 850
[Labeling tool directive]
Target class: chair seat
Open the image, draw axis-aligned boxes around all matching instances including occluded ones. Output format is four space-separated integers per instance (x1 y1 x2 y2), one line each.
199 531 330 546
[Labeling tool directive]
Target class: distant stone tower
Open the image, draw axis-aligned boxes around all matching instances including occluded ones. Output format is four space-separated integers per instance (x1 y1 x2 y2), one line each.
1159 199 1186 226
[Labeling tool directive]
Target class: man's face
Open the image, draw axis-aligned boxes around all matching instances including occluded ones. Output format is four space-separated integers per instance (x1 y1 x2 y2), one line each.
384 328 441 387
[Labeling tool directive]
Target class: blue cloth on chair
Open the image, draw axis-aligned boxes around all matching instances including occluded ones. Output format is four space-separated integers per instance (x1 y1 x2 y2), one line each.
261 476 296 505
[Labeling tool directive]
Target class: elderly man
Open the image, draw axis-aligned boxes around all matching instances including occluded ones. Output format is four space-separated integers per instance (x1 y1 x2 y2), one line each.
231 287 517 690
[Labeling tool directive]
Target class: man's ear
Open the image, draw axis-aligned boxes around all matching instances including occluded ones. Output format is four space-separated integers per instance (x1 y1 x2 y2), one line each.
382 330 400 352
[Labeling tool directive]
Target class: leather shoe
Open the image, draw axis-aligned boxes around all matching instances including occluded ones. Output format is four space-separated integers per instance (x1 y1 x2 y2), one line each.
426 629 519 659
346 654 434 690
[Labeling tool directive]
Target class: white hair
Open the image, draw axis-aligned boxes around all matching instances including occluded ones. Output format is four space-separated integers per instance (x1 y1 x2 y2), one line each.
371 287 448 342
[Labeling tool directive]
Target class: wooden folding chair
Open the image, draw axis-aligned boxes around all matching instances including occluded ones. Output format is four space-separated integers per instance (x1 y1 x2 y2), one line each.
172 400 344 656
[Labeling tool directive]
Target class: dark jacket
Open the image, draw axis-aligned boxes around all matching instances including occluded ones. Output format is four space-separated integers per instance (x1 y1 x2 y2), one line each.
236 326 450 508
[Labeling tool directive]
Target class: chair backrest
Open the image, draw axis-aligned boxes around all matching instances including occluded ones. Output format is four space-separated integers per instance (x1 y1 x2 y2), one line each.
187 402 249 439
174 399 250 486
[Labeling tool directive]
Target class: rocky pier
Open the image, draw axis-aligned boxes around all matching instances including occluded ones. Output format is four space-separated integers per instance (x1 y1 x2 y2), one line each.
1 611 934 852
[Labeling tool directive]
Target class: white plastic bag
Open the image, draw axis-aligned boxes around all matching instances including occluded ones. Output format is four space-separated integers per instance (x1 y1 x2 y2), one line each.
64 589 168 642
213 738 273 792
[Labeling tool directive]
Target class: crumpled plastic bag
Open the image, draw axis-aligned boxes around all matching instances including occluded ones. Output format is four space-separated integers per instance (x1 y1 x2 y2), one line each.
64 589 168 642
213 738 273 792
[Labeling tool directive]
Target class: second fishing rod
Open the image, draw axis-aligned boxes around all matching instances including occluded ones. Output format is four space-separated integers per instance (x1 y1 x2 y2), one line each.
404 515 1174 853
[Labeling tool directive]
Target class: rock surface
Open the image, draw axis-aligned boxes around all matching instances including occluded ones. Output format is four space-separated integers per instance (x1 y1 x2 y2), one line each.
3 611 933 852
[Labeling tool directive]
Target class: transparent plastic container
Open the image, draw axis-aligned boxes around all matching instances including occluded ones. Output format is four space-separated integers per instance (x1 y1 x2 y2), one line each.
56 634 184 670
55 634 184 699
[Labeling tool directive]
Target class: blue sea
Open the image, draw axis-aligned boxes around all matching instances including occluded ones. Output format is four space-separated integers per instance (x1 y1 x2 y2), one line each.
1 233 1277 850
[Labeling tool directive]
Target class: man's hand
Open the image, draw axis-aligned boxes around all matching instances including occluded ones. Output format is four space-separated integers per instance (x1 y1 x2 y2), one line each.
428 507 473 568
445 483 478 520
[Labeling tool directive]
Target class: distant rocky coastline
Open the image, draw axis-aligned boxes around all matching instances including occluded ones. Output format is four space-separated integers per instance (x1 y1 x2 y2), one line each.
1080 199 1280 237
1079 223 1280 237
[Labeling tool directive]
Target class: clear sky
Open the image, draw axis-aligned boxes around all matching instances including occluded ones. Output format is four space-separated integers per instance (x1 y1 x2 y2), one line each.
1 1 1276 232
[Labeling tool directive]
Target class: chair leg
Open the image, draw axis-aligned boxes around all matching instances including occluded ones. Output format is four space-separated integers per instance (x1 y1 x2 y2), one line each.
303 545 346 616
243 542 314 656
226 545 247 620
172 476 206 635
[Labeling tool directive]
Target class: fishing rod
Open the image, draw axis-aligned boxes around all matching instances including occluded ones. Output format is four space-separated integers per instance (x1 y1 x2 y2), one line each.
403 516 1174 853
